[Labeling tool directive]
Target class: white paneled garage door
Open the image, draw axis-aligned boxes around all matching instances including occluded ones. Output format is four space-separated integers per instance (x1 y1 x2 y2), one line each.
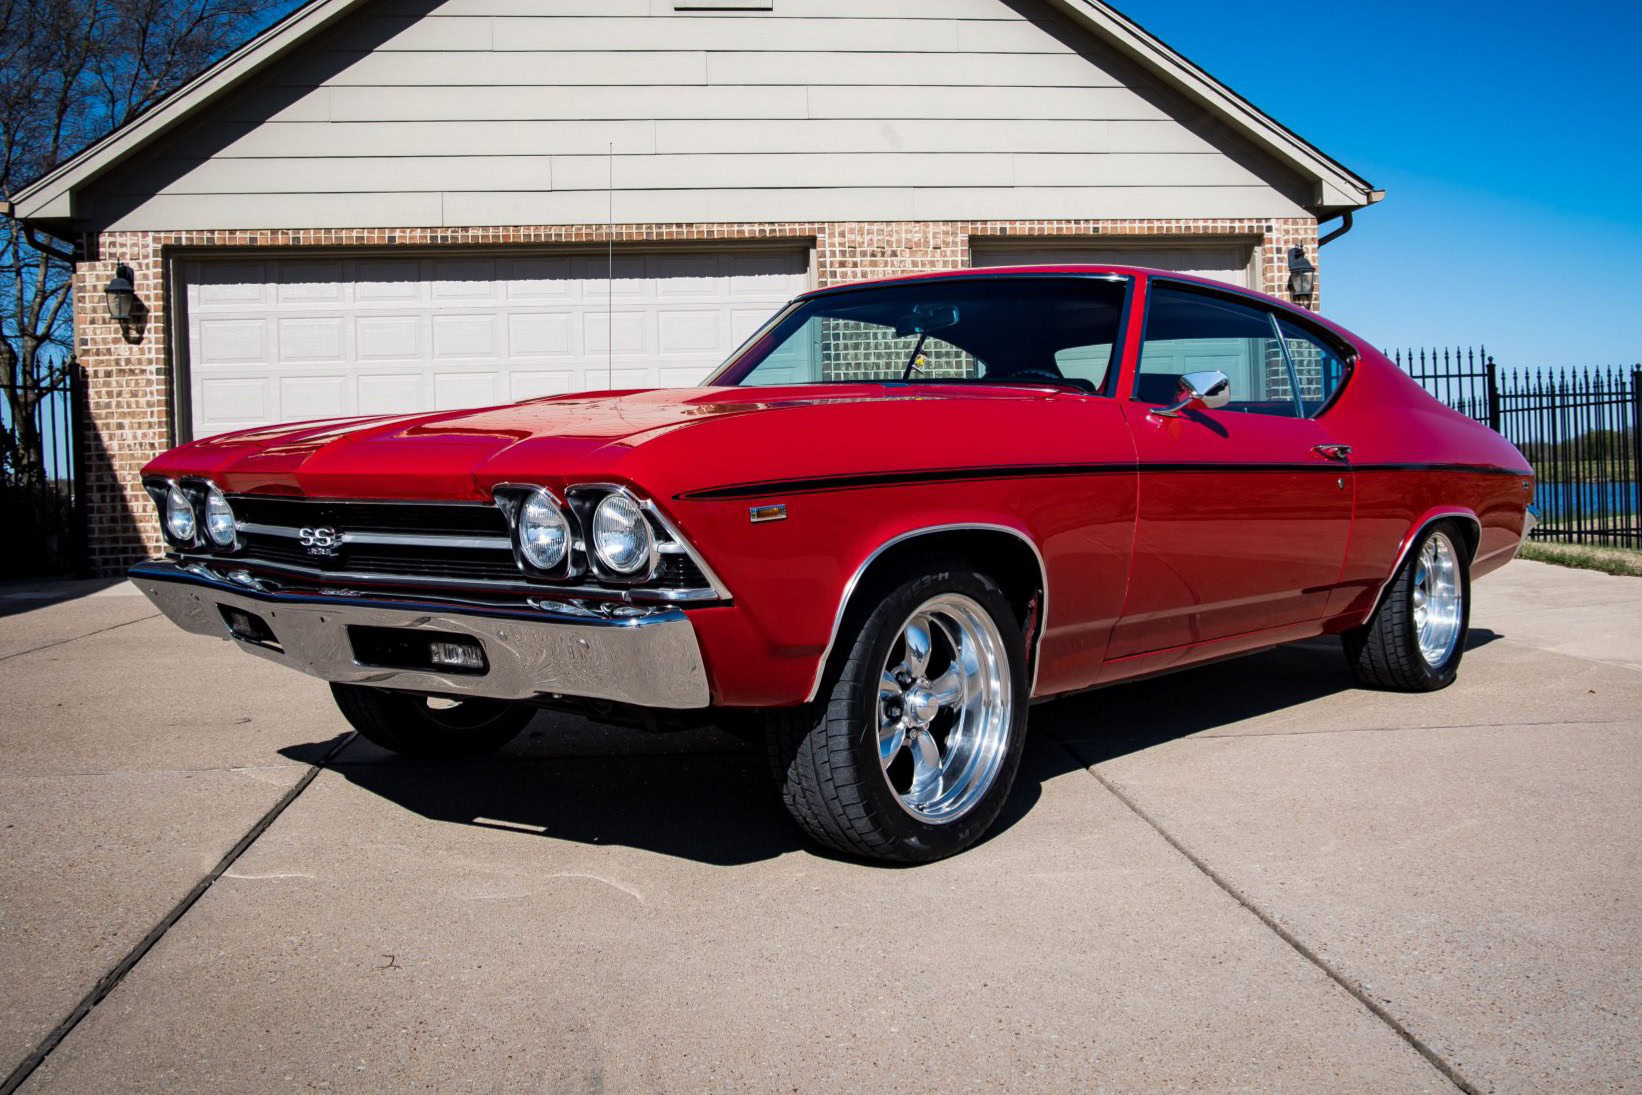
182 249 808 438
971 241 1256 288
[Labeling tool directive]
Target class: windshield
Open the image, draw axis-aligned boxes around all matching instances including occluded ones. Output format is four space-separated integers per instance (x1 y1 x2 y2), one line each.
708 276 1130 393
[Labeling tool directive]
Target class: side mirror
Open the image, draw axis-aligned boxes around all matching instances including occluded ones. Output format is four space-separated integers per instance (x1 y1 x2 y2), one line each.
1150 370 1231 418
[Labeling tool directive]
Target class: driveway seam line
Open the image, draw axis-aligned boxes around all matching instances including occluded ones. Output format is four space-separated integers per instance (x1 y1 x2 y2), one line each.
1052 736 1481 1095
0 732 355 1095
1189 717 1621 740
0 612 161 663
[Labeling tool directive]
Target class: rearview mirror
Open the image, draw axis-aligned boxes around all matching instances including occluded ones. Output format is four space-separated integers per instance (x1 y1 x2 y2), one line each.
1150 370 1231 418
892 303 960 339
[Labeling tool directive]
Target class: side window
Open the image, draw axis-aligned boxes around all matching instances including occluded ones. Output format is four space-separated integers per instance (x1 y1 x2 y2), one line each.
1277 319 1350 416
1136 285 1297 417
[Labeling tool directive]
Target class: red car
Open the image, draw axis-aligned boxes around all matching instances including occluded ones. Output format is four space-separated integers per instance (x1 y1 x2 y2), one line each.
134 266 1537 862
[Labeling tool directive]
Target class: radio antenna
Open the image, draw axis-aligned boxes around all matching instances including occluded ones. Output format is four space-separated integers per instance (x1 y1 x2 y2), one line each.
606 140 614 386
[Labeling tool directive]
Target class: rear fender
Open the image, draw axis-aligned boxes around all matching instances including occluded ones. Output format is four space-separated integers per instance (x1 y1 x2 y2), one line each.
1357 508 1480 625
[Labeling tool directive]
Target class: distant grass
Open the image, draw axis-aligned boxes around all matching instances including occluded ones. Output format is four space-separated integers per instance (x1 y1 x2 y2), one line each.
1519 541 1642 577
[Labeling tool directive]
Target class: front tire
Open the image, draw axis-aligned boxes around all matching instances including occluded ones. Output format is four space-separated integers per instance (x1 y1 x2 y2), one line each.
1343 522 1471 691
330 684 534 757
769 563 1029 863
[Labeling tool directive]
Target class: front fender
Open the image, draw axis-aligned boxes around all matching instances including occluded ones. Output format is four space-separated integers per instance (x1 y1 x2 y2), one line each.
671 474 1135 707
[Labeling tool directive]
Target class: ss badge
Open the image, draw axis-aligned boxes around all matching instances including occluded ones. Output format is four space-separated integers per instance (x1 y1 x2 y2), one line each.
298 526 342 557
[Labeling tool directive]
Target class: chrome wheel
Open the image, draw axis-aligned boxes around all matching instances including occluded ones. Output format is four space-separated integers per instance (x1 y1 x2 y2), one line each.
1413 531 1463 666
876 594 1013 824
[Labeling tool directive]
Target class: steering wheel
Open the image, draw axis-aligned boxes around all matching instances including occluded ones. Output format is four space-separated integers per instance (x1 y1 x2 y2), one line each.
1009 368 1066 384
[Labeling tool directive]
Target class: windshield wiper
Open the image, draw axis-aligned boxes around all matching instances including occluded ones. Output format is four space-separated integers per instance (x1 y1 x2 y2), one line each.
900 332 931 381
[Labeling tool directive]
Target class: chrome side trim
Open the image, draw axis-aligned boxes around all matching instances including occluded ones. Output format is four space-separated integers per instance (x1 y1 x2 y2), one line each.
570 481 734 600
1362 510 1482 623
236 522 512 551
1508 503 1540 562
803 523 1049 703
130 560 710 708
643 495 734 601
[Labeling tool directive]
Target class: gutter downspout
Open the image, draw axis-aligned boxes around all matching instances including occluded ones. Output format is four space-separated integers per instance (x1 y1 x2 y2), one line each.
1318 210 1354 248
22 223 78 263
2 200 81 262
1318 189 1383 248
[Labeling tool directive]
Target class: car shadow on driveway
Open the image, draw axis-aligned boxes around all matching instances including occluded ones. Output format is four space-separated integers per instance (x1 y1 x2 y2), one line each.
279 629 1500 868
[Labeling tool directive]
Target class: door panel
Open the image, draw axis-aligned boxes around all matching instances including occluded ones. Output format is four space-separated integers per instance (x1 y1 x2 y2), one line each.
1108 404 1353 658
1105 283 1352 660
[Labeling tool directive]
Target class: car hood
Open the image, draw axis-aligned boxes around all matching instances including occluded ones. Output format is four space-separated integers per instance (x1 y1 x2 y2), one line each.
146 384 1106 500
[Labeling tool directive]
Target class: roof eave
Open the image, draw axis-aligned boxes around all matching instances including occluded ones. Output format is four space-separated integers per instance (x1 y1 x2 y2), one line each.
1048 0 1379 210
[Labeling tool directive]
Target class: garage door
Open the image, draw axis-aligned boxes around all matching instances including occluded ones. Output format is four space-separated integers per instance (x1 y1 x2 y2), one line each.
182 249 808 438
972 241 1256 288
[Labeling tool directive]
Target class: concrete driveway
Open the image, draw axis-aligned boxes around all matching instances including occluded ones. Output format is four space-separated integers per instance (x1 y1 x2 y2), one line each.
1 560 1638 1093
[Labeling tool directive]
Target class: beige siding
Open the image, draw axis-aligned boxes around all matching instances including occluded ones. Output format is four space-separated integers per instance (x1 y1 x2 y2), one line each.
81 0 1317 232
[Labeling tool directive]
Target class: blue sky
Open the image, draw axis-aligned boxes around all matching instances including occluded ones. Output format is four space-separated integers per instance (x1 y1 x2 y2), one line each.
1116 0 1642 371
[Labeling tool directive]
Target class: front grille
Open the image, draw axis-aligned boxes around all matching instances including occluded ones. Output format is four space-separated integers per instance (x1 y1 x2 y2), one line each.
232 496 508 536
217 494 719 600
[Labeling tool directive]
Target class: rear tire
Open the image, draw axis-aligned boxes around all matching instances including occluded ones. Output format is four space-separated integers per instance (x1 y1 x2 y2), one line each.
330 684 534 757
768 562 1028 864
1343 522 1471 692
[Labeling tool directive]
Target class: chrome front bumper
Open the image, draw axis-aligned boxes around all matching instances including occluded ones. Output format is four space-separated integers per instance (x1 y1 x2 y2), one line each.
129 561 711 708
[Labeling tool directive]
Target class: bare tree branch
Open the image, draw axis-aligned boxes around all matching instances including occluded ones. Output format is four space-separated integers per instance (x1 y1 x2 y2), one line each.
0 0 299 486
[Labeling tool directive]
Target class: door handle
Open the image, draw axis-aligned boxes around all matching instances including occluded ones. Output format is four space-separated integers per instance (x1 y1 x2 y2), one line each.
1312 444 1352 462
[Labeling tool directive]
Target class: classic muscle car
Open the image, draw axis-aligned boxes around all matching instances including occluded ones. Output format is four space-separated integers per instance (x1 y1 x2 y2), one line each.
134 266 1537 862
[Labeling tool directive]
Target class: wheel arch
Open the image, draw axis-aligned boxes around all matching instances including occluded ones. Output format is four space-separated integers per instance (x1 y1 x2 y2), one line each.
805 523 1048 703
1363 509 1480 623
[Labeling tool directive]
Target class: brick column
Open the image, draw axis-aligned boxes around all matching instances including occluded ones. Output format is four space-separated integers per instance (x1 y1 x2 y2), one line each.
75 231 169 572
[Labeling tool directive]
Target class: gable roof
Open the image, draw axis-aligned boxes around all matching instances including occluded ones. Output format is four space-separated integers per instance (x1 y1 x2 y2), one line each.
4 0 1380 227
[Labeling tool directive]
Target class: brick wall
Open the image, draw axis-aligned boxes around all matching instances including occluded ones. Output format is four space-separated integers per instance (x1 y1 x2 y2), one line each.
75 217 1318 574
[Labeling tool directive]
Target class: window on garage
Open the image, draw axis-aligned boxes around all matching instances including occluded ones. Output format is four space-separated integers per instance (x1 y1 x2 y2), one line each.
971 240 1256 289
179 248 809 440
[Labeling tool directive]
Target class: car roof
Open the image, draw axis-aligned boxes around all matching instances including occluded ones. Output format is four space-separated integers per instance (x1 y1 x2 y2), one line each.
799 264 1363 348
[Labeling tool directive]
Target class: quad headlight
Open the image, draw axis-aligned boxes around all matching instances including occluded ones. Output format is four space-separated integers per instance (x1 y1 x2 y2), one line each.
518 488 570 571
203 485 236 548
164 484 196 542
591 492 653 575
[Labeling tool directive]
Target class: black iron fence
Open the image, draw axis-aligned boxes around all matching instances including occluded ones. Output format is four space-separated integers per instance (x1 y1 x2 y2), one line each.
1391 346 1498 427
1 359 86 577
1391 347 1641 548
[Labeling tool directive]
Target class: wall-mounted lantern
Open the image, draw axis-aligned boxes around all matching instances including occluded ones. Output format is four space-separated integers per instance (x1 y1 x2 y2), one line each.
104 264 135 323
1287 247 1316 302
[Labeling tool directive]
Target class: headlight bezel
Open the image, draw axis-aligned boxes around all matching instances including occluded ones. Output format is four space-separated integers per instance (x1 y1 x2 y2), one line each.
566 484 660 585
516 487 572 573
494 482 665 587
492 483 575 581
589 491 655 577
144 476 200 550
203 484 237 549
144 476 240 553
165 483 197 543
